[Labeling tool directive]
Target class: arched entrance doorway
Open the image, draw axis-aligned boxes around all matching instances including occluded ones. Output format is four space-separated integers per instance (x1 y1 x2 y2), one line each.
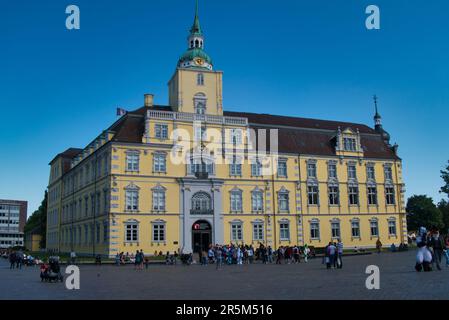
192 220 212 254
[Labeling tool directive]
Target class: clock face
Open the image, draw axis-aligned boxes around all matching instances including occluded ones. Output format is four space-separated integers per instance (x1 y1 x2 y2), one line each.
195 58 204 65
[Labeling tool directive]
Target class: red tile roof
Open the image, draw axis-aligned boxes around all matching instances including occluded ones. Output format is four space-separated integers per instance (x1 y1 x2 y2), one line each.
59 105 399 161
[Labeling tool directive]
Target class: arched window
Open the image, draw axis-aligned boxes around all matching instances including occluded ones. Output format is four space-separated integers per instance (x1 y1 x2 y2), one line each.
191 192 212 214
195 39 199 47
190 40 194 48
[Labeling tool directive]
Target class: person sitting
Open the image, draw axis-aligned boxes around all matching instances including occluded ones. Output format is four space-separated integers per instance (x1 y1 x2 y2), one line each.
390 243 397 252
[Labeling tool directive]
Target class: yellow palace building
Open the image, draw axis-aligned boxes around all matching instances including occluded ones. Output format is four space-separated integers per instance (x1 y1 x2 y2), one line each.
46 4 407 257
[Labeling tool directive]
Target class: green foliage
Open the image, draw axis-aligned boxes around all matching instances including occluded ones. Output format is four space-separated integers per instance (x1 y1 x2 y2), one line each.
24 191 47 249
441 161 449 198
406 195 443 231
438 200 449 234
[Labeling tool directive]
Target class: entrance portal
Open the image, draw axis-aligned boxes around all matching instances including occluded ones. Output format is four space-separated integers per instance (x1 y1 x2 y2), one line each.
192 220 212 254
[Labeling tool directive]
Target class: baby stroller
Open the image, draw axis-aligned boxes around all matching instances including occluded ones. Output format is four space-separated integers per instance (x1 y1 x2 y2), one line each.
40 257 64 282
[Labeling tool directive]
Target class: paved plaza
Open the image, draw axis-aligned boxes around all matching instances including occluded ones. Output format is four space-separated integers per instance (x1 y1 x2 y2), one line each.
1 251 448 300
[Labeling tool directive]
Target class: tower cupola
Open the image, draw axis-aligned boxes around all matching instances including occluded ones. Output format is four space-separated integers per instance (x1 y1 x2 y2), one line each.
178 0 213 70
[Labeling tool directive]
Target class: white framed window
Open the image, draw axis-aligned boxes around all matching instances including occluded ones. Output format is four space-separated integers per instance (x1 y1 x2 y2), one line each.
84 225 88 244
307 163 317 178
310 220 320 239
328 163 337 179
348 185 359 205
230 190 243 212
153 153 167 173
278 190 289 211
194 101 206 115
251 190 264 212
152 222 165 242
277 159 287 177
251 159 262 177
230 162 242 176
367 166 375 180
368 186 378 205
331 220 340 239
384 166 393 181
155 124 168 139
328 185 339 205
231 223 243 241
125 222 138 242
96 223 101 243
125 189 139 211
126 153 139 172
188 157 215 176
252 223 264 241
197 73 204 86
307 185 319 205
103 221 108 243
370 219 379 237
351 220 360 238
343 137 357 151
348 165 357 179
230 129 242 145
388 219 397 236
279 222 290 241
152 188 166 211
385 187 395 205
191 192 212 214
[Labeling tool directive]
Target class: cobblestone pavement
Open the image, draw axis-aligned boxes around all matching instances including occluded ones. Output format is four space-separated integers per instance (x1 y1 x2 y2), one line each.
1 251 448 300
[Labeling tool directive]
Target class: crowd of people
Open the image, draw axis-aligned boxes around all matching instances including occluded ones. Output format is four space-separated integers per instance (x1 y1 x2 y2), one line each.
415 226 449 271
4 230 449 273
1 249 43 269
194 243 316 269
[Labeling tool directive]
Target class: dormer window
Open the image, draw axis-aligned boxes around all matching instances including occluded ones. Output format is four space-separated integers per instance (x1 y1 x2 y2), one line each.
343 138 357 151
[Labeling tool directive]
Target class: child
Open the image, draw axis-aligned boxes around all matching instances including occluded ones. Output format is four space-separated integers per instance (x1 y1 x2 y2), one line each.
144 257 149 269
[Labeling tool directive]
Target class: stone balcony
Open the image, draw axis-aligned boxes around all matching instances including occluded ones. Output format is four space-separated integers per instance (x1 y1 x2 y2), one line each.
147 110 248 126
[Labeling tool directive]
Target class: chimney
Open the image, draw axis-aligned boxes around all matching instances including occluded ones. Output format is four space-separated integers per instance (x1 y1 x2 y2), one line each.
144 94 154 107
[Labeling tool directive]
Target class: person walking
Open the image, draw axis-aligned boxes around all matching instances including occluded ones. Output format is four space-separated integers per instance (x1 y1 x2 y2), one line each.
248 245 254 264
293 246 300 264
303 244 310 263
376 239 382 254
428 228 444 271
336 239 344 269
134 250 142 270
215 246 223 270
9 251 16 269
16 250 23 269
325 242 336 269
444 235 449 268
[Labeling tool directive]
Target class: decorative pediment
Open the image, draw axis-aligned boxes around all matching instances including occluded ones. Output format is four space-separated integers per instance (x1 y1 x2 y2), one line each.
125 182 140 190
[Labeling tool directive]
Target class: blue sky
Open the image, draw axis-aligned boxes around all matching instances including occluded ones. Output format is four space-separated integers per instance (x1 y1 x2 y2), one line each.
1 0 448 216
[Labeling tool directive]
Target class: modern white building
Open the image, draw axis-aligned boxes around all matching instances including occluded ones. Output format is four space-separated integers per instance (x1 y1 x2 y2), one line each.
0 200 27 248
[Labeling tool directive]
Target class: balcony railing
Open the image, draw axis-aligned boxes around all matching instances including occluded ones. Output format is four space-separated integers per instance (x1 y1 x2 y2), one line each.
190 209 214 215
147 110 248 126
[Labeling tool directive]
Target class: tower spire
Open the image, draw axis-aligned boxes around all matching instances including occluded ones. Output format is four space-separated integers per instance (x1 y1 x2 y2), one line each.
372 95 391 144
373 94 381 127
190 0 202 35
177 0 213 70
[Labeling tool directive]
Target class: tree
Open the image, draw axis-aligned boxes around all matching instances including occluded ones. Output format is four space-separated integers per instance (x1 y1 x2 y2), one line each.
406 195 443 231
24 190 47 249
441 160 449 198
438 200 449 234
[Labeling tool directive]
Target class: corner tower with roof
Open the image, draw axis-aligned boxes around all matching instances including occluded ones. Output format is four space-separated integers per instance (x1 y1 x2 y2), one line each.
168 0 223 115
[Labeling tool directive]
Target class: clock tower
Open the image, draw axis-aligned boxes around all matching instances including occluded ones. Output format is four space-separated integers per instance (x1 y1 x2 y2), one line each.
168 0 223 115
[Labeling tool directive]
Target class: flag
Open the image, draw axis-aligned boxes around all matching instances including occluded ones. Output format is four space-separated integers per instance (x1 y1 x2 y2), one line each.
116 107 127 116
